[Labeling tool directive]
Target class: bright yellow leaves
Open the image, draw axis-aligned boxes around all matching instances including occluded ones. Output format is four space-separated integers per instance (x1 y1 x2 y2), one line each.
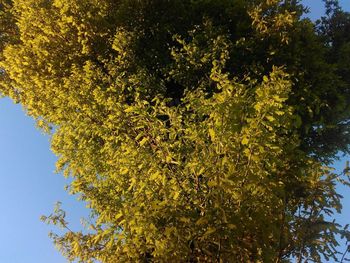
1 0 349 262
249 0 296 43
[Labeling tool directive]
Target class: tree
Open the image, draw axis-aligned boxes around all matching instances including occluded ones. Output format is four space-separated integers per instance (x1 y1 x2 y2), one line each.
0 0 350 262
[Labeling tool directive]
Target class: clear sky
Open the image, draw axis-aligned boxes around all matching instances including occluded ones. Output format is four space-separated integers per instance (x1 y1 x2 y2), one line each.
0 98 88 263
0 1 349 263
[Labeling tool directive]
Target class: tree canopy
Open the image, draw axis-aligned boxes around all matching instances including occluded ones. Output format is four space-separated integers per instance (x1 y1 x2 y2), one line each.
1 0 350 262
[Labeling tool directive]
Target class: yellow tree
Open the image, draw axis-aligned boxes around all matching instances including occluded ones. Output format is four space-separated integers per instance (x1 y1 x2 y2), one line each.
1 0 349 262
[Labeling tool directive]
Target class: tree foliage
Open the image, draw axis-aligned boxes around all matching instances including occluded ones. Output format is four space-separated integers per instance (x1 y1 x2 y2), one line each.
1 0 350 262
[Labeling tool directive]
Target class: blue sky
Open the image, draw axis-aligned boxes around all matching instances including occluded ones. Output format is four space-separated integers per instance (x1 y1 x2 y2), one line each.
0 1 349 262
303 0 350 20
0 98 88 263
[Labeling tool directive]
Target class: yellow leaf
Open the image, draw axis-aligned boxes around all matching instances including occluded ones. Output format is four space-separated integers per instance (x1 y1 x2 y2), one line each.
207 180 217 187
150 171 161 181
120 168 129 175
179 217 190 223
124 106 137 113
266 115 275 122
173 191 180 200
241 137 249 145
204 227 216 237
228 224 236 230
209 128 216 140
139 137 148 146
196 217 208 226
